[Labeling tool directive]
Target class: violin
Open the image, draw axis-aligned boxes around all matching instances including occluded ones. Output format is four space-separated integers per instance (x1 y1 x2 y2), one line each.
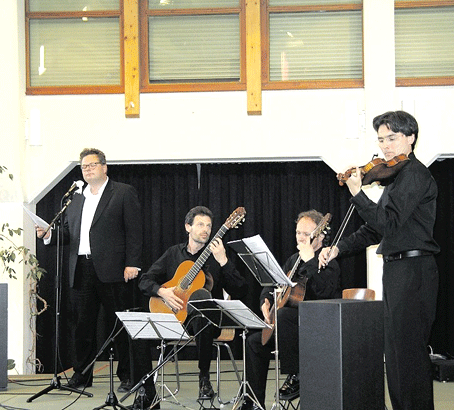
337 154 410 187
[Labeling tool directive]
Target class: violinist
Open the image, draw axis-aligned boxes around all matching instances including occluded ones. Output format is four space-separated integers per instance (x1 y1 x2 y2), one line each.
319 111 439 410
240 210 341 410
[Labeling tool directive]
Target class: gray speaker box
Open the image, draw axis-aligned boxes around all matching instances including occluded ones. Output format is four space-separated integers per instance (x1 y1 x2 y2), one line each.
0 284 7 391
299 299 384 410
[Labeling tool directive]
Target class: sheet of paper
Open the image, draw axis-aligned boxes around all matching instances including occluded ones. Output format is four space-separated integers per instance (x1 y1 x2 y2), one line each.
241 235 293 286
116 311 190 340
214 299 271 329
22 205 50 229
189 299 271 330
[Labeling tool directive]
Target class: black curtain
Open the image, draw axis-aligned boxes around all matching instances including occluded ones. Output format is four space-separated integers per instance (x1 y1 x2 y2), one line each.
35 160 377 373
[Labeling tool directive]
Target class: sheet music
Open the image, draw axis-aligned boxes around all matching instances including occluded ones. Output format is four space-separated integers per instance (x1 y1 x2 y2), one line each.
215 299 271 329
241 235 293 286
116 312 190 340
23 205 50 229
189 299 270 330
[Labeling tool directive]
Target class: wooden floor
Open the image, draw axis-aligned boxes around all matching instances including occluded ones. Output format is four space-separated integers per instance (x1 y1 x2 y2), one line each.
1 360 454 410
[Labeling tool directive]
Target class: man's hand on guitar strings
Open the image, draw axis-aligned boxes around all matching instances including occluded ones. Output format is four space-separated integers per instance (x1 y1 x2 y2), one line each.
157 286 184 312
261 298 272 324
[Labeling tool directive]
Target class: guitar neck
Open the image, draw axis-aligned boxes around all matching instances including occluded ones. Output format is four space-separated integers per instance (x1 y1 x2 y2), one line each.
180 225 228 288
287 255 301 282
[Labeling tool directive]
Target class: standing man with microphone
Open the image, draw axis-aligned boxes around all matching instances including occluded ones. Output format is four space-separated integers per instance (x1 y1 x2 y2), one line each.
36 148 145 397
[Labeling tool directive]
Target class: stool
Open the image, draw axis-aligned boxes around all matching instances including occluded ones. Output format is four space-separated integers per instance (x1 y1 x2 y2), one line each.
213 328 242 406
197 395 219 410
281 395 300 410
154 329 241 405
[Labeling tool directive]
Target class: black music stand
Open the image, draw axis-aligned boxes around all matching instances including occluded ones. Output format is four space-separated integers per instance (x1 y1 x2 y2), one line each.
116 311 192 409
228 235 292 288
188 299 270 410
228 235 293 410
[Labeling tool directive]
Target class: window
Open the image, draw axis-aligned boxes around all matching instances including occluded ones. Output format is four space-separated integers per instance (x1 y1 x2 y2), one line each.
26 0 122 94
263 0 364 89
25 0 364 95
395 1 454 86
141 0 244 92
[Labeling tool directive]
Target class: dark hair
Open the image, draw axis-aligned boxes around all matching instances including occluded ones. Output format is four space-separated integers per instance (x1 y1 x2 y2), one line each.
296 209 331 247
79 148 107 165
372 111 418 150
184 206 213 226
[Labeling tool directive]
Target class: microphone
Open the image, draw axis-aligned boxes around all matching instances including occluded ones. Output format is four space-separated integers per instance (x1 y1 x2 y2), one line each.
63 180 84 199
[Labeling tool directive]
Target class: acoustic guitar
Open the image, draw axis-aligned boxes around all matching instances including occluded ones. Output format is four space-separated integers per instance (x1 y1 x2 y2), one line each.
261 213 332 345
148 207 246 323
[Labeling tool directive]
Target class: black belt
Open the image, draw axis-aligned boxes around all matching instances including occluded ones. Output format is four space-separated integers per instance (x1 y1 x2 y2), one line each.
383 250 432 263
78 254 92 260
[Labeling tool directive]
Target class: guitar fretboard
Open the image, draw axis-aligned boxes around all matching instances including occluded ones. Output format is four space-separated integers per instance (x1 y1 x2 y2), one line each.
180 225 228 290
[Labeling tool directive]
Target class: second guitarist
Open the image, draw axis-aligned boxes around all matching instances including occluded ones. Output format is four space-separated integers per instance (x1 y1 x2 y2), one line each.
138 206 247 402
240 210 341 410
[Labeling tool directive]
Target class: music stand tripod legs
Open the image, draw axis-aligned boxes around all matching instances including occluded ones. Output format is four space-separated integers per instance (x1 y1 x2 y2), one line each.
93 348 129 410
232 330 265 410
26 373 93 403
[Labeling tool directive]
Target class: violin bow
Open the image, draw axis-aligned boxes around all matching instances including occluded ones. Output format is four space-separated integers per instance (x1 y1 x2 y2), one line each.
318 204 355 273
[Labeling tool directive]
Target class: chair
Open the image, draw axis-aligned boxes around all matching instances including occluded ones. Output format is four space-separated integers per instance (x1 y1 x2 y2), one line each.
281 396 300 410
213 327 242 406
342 288 376 301
154 292 241 406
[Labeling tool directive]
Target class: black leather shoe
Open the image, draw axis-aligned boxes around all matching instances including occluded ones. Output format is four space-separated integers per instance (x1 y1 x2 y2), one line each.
117 378 132 392
127 392 160 409
198 377 215 400
66 372 92 388
237 399 262 410
279 374 299 400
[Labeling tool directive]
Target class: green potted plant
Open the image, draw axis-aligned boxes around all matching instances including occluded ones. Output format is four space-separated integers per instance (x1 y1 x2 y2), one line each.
0 166 46 389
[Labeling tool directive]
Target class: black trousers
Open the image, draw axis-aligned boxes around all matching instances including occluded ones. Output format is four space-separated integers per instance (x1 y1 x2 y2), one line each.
71 257 131 381
185 313 221 377
245 306 299 408
130 338 158 399
383 255 438 410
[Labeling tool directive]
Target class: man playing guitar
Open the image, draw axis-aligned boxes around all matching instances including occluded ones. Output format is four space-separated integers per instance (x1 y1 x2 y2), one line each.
240 210 341 410
138 206 247 404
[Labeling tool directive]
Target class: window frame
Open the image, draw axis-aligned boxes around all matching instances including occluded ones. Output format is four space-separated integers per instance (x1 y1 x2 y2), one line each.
261 1 364 90
25 0 366 95
25 1 124 95
139 1 247 93
395 0 454 87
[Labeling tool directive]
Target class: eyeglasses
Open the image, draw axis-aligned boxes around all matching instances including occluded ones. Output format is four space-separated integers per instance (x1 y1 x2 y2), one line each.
377 134 404 145
80 162 102 170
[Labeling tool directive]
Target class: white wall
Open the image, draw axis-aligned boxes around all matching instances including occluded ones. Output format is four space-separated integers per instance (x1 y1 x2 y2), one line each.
2 0 454 374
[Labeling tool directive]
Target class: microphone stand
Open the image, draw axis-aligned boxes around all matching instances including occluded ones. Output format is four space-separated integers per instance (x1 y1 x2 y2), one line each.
27 193 93 402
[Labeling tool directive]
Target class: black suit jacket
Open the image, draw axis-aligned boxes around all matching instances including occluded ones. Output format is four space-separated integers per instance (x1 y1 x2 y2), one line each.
59 179 143 288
